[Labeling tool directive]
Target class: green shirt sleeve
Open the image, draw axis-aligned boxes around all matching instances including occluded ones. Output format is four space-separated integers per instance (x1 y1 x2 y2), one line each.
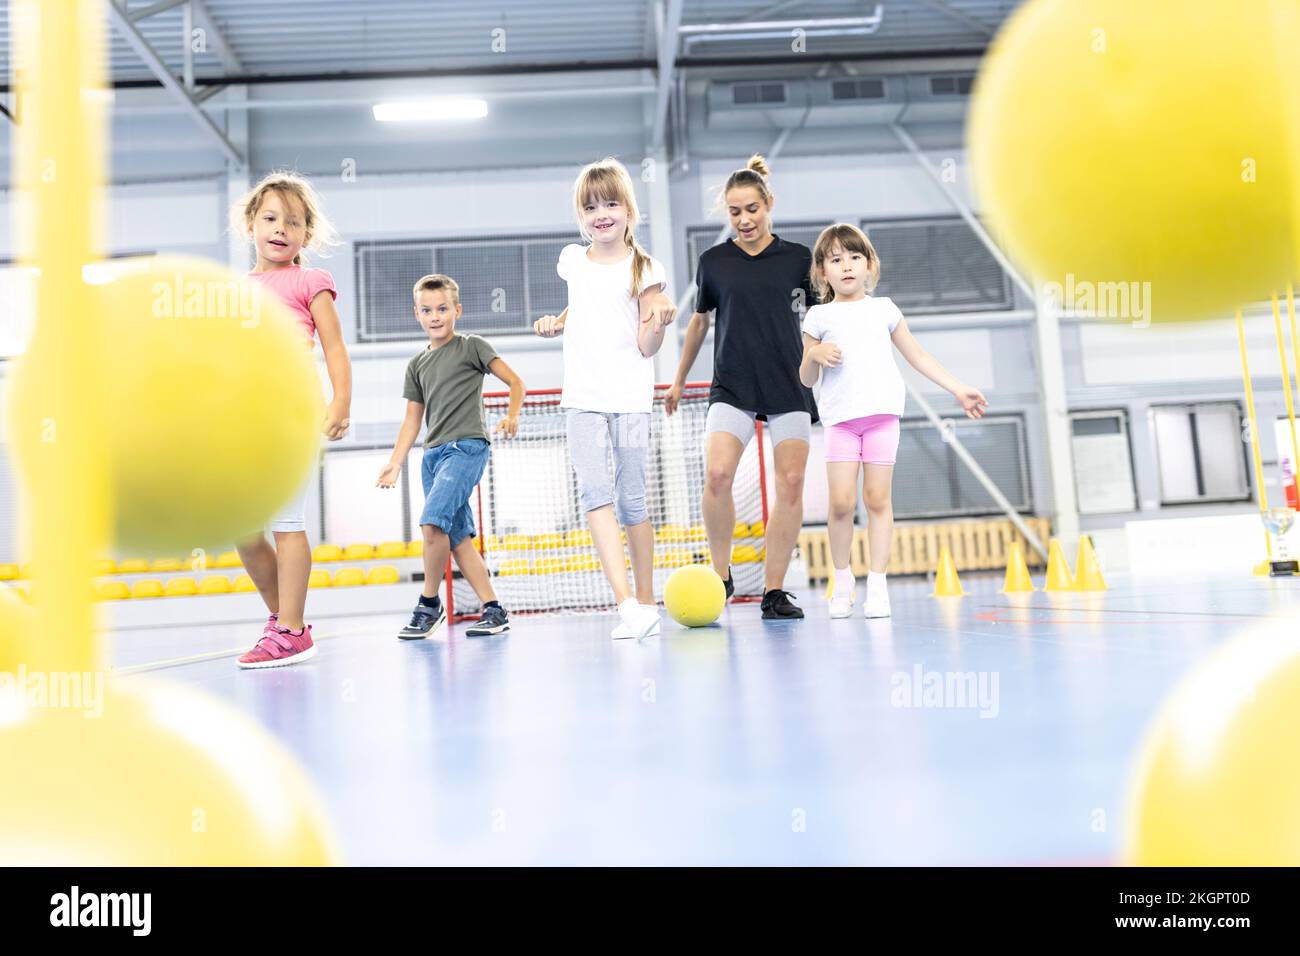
402 354 423 403
471 335 499 374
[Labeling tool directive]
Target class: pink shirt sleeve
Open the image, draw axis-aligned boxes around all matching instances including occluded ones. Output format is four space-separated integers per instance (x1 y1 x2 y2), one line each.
294 267 336 340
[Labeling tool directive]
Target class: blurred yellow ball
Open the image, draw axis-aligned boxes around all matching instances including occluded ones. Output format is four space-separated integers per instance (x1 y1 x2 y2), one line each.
663 564 726 628
0 587 33 672
8 255 323 554
969 0 1300 322
0 677 338 864
1126 615 1300 864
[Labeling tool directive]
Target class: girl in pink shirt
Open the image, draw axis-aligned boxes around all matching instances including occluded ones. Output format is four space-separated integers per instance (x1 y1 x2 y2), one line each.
230 171 353 668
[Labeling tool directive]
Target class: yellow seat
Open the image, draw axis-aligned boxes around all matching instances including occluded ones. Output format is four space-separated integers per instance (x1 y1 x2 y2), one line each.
117 558 149 574
687 525 707 542
483 535 500 552
96 581 130 601
344 543 375 561
0 564 18 581
366 565 400 586
215 550 242 569
406 539 424 558
199 576 232 595
151 557 182 572
498 559 530 577
313 544 343 562
333 567 365 588
164 578 198 597
564 529 593 548
377 541 406 559
532 532 564 551
93 558 116 576
563 554 599 573
655 524 688 543
733 522 751 540
502 534 530 551
130 579 164 599
232 574 257 593
732 545 760 564
532 557 563 575
308 569 332 589
749 520 766 538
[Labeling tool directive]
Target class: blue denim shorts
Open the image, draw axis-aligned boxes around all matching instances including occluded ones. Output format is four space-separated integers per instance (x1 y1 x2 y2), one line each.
420 438 489 547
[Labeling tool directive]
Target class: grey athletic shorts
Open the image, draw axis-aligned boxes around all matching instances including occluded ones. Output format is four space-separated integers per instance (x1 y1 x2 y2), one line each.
704 401 812 448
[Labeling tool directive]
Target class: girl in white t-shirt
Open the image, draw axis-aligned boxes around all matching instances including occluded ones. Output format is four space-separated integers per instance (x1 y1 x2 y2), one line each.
534 158 677 639
799 223 988 619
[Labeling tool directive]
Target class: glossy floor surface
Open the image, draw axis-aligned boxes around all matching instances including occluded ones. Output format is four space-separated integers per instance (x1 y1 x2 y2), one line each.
104 572 1298 865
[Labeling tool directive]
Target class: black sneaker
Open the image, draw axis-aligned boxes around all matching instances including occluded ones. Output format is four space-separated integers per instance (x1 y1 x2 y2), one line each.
761 589 804 620
465 604 510 637
398 599 446 639
723 569 735 601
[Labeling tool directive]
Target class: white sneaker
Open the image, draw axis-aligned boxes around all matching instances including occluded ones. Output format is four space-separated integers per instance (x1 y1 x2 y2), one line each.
613 599 661 639
829 594 854 619
863 586 891 619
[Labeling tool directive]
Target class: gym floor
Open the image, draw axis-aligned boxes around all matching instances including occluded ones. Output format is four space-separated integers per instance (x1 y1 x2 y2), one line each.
103 572 1295 865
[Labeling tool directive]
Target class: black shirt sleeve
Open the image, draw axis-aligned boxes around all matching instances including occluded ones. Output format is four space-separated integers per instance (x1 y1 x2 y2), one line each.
694 252 716 314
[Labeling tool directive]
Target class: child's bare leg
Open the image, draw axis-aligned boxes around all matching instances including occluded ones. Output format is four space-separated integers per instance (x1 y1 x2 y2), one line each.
421 523 451 600
271 530 311 631
862 465 895 574
236 533 279 614
452 536 497 605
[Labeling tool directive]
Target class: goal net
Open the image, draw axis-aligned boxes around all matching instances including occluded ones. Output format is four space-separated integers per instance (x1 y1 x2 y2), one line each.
446 383 771 617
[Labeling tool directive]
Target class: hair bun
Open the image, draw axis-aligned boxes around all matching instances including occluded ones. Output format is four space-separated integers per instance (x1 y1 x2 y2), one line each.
746 154 770 178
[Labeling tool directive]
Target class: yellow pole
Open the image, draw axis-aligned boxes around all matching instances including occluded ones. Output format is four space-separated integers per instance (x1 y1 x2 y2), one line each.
1273 292 1299 504
11 0 108 673
1288 284 1300 491
1237 306 1271 560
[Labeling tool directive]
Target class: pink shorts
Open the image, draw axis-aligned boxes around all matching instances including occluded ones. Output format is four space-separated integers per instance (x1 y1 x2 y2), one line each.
825 414 901 464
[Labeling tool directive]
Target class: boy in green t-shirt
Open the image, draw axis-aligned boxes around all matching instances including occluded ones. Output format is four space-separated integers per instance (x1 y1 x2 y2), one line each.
377 274 525 638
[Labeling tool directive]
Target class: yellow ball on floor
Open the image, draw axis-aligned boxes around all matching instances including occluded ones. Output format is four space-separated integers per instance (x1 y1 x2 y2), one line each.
1126 615 1300 864
8 255 323 554
663 564 726 628
968 0 1300 322
0 677 338 864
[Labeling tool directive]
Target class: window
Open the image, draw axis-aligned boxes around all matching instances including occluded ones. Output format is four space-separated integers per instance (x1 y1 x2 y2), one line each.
1152 402 1250 504
1070 410 1137 514
890 415 1032 519
684 217 1012 314
355 233 573 341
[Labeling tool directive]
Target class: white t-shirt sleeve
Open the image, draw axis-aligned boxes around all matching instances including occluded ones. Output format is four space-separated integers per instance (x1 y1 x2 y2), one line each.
636 255 668 297
557 243 582 282
881 296 904 333
801 303 825 340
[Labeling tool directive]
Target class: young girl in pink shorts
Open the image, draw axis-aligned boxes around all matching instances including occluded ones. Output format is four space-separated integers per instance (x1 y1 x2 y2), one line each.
800 224 988 619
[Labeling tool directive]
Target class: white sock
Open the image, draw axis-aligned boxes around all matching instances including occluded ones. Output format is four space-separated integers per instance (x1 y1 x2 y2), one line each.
833 567 855 599
867 571 887 592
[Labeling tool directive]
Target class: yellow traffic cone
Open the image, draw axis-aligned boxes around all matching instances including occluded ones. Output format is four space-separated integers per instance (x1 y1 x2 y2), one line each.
1044 538 1075 591
1000 541 1036 593
931 545 966 597
1074 535 1108 591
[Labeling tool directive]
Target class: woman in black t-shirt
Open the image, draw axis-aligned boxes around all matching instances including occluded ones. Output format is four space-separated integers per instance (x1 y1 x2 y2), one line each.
665 155 817 620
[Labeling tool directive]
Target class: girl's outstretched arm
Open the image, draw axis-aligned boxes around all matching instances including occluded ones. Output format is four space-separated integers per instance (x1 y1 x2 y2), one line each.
637 282 676 357
312 289 353 439
890 318 989 418
488 356 525 438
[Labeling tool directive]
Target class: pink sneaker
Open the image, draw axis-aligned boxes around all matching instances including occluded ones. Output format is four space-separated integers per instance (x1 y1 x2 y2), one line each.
237 622 316 669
